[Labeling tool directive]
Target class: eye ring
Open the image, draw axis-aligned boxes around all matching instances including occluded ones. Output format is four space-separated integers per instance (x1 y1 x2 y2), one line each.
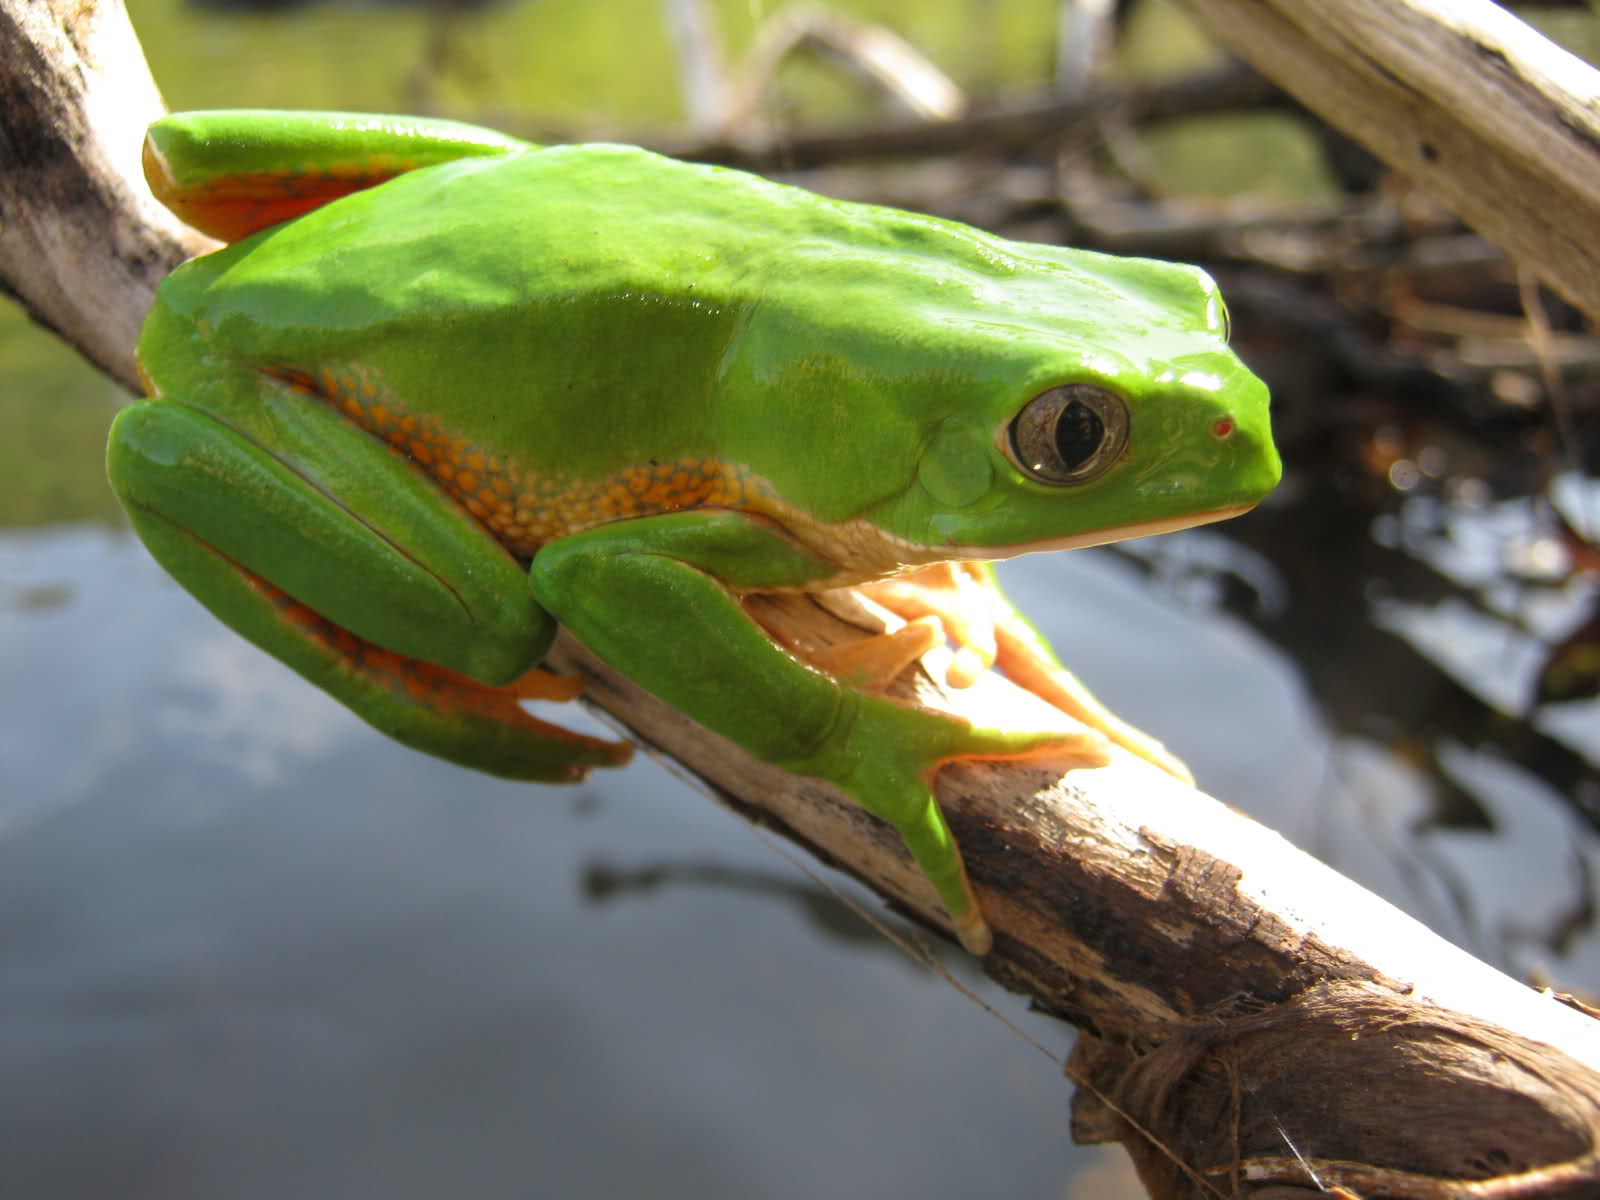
1006 384 1129 486
1213 295 1232 342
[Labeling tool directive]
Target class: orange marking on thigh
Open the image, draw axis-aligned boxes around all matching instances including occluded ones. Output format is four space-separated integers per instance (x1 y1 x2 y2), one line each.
241 571 625 761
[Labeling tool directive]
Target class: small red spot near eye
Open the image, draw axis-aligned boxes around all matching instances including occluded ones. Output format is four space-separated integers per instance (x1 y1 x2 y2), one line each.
1212 418 1235 439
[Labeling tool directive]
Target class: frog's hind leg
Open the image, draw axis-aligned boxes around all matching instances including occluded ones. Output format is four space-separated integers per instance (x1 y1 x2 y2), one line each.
145 110 533 243
107 373 630 783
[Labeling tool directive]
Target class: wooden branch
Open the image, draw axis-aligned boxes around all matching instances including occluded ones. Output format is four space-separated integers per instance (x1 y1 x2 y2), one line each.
554 599 1600 1196
718 6 968 133
652 61 1274 170
6 0 1600 1194
1171 0 1600 322
0 0 212 391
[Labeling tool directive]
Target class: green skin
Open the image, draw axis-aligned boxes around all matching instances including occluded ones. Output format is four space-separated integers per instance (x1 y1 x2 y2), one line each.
110 111 1280 954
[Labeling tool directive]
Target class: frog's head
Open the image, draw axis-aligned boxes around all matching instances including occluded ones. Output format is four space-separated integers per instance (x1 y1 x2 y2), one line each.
897 253 1276 559
746 219 1281 562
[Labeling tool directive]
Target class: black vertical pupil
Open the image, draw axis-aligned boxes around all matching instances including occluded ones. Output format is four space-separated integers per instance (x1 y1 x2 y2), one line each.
1055 400 1106 470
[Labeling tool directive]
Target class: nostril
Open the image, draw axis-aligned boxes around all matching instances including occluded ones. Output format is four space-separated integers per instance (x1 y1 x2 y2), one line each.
1212 417 1235 439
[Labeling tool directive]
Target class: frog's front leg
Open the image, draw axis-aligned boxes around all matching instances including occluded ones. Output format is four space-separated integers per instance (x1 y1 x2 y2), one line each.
107 372 629 781
530 511 1100 955
855 562 1195 785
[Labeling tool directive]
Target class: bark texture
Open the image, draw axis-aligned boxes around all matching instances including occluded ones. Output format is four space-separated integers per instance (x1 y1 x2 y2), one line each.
1172 0 1600 324
0 0 211 391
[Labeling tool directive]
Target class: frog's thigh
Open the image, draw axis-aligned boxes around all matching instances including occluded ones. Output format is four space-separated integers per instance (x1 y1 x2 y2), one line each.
116 488 627 781
111 386 551 682
107 388 627 780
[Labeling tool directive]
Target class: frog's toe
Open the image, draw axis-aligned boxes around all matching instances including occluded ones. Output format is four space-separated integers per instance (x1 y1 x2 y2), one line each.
945 723 1112 774
802 618 944 690
509 665 587 702
992 622 1194 783
944 646 989 689
856 562 999 678
953 906 993 956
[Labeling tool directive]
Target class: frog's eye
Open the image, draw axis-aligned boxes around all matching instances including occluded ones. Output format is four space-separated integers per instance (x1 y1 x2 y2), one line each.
1006 385 1129 486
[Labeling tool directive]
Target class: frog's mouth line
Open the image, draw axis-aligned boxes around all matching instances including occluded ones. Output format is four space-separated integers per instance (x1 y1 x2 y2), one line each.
951 502 1258 560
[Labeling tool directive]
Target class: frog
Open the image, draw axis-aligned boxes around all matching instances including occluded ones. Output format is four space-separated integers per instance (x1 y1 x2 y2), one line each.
109 110 1280 955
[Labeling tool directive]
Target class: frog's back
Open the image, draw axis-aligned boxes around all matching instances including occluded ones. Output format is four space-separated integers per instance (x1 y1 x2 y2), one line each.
141 142 1246 549
149 141 1209 376
146 146 976 482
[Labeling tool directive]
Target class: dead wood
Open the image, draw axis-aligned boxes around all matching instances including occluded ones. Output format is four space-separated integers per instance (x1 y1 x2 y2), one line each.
1171 0 1600 325
5 0 1600 1195
0 0 212 390
653 60 1274 170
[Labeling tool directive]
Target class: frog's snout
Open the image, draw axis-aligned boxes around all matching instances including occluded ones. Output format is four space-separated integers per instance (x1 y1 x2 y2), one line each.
1198 382 1280 506
1222 413 1283 505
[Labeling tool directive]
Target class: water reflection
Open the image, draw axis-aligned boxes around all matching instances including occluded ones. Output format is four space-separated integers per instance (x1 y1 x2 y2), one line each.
582 860 969 960
1 526 1087 1199
1112 425 1598 978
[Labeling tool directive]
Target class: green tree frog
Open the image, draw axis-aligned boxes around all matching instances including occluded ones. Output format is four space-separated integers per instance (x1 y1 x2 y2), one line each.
110 111 1280 955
